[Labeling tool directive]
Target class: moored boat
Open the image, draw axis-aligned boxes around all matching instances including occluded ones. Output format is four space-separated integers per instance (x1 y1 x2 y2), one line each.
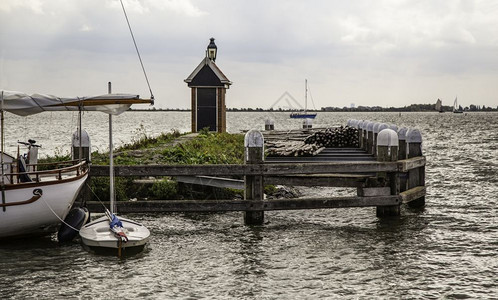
0 90 151 240
78 83 151 256
0 159 88 239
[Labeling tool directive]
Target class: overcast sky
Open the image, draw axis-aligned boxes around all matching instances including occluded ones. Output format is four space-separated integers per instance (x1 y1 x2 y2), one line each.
1 0 497 109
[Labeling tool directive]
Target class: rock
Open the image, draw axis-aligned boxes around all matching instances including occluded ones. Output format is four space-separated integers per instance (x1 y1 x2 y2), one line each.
266 185 302 199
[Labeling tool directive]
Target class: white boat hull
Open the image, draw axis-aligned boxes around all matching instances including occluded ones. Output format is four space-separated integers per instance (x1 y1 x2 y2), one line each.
0 174 88 239
79 215 150 249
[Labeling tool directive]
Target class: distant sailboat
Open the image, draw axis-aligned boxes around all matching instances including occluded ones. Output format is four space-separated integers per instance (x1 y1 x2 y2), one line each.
290 79 317 119
436 98 444 113
453 97 463 113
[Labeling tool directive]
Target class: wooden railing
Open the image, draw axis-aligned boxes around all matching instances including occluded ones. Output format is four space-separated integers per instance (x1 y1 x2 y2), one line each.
1 160 88 184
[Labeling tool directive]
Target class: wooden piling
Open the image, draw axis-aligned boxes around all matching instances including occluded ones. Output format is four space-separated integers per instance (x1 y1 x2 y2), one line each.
366 122 374 154
244 130 265 225
265 119 274 131
406 128 425 207
357 120 364 149
375 129 400 217
302 118 312 129
397 127 408 194
397 127 408 160
373 123 389 157
362 121 369 151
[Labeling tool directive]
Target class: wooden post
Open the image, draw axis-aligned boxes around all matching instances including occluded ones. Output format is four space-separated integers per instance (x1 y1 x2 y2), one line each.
376 129 400 217
397 127 408 160
357 120 363 149
397 127 408 194
362 121 369 151
366 122 374 154
406 128 425 207
373 123 388 157
244 130 265 225
372 122 380 156
302 118 312 129
265 119 274 131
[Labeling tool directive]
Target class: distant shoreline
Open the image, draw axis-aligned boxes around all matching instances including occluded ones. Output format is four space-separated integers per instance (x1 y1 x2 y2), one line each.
129 106 498 112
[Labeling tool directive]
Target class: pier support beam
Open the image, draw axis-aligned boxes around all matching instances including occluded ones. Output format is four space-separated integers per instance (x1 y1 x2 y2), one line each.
376 129 400 217
244 130 265 225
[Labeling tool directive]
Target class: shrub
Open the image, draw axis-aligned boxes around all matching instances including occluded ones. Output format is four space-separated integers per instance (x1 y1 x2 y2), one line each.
151 178 177 199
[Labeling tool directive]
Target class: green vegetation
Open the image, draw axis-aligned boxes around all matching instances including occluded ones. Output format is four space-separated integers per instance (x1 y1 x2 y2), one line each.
160 132 244 165
151 178 178 200
41 130 247 202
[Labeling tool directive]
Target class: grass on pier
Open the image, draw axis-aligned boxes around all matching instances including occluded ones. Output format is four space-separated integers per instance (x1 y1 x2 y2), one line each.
40 129 245 201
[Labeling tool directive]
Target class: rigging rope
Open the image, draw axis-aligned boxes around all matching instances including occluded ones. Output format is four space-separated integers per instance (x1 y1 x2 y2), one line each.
307 83 317 110
119 0 155 101
86 182 110 211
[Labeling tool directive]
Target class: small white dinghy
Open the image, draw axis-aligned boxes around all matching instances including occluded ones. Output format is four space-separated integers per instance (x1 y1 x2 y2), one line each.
79 82 151 256
79 209 150 254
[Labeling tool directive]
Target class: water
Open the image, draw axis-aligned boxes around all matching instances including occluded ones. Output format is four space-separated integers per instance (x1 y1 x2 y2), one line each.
1 112 497 299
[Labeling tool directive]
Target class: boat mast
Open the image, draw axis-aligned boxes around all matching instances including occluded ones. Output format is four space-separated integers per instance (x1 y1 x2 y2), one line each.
1 91 5 211
304 79 308 114
78 102 82 161
108 82 116 214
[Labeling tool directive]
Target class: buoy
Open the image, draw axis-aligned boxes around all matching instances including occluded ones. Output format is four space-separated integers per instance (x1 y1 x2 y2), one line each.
58 207 89 243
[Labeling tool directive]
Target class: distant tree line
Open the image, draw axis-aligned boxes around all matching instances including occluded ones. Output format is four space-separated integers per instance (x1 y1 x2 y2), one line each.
321 104 498 112
130 104 497 112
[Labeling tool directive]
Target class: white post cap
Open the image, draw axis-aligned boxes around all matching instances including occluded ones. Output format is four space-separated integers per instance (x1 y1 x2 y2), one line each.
397 127 408 140
357 120 364 129
389 124 398 132
72 129 91 147
377 129 399 147
406 128 423 143
367 121 376 131
244 130 264 147
374 123 389 134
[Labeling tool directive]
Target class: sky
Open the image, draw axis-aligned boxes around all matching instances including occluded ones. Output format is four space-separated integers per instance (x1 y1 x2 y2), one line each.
1 0 497 109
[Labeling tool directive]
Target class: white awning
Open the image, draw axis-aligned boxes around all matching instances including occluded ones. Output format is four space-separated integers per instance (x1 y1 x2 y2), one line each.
0 90 153 116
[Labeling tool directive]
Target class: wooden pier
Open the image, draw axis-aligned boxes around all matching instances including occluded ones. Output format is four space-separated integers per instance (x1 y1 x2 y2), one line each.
85 120 426 225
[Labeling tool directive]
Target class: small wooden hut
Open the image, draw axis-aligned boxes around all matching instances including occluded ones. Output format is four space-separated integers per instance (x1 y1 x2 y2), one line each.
184 38 232 133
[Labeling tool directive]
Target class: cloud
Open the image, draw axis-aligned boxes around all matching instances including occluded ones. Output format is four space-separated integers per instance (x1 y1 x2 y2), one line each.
106 0 206 16
1 0 497 108
0 0 44 14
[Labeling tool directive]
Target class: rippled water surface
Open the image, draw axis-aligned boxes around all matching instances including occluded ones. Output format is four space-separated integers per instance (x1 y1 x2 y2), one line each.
1 112 497 299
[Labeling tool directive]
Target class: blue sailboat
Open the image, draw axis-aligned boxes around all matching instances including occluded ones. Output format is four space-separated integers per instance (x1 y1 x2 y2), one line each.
290 79 317 119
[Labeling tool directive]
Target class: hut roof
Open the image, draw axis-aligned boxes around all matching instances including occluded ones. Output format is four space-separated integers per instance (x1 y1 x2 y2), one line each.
184 57 232 88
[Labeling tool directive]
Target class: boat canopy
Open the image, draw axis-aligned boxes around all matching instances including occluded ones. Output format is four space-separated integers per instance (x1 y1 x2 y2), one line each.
0 90 153 116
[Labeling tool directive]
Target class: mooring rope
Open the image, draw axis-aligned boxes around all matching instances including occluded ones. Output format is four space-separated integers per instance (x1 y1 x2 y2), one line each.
42 182 109 233
40 195 80 232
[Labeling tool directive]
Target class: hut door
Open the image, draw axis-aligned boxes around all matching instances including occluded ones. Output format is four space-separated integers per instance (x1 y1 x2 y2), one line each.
197 88 217 132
